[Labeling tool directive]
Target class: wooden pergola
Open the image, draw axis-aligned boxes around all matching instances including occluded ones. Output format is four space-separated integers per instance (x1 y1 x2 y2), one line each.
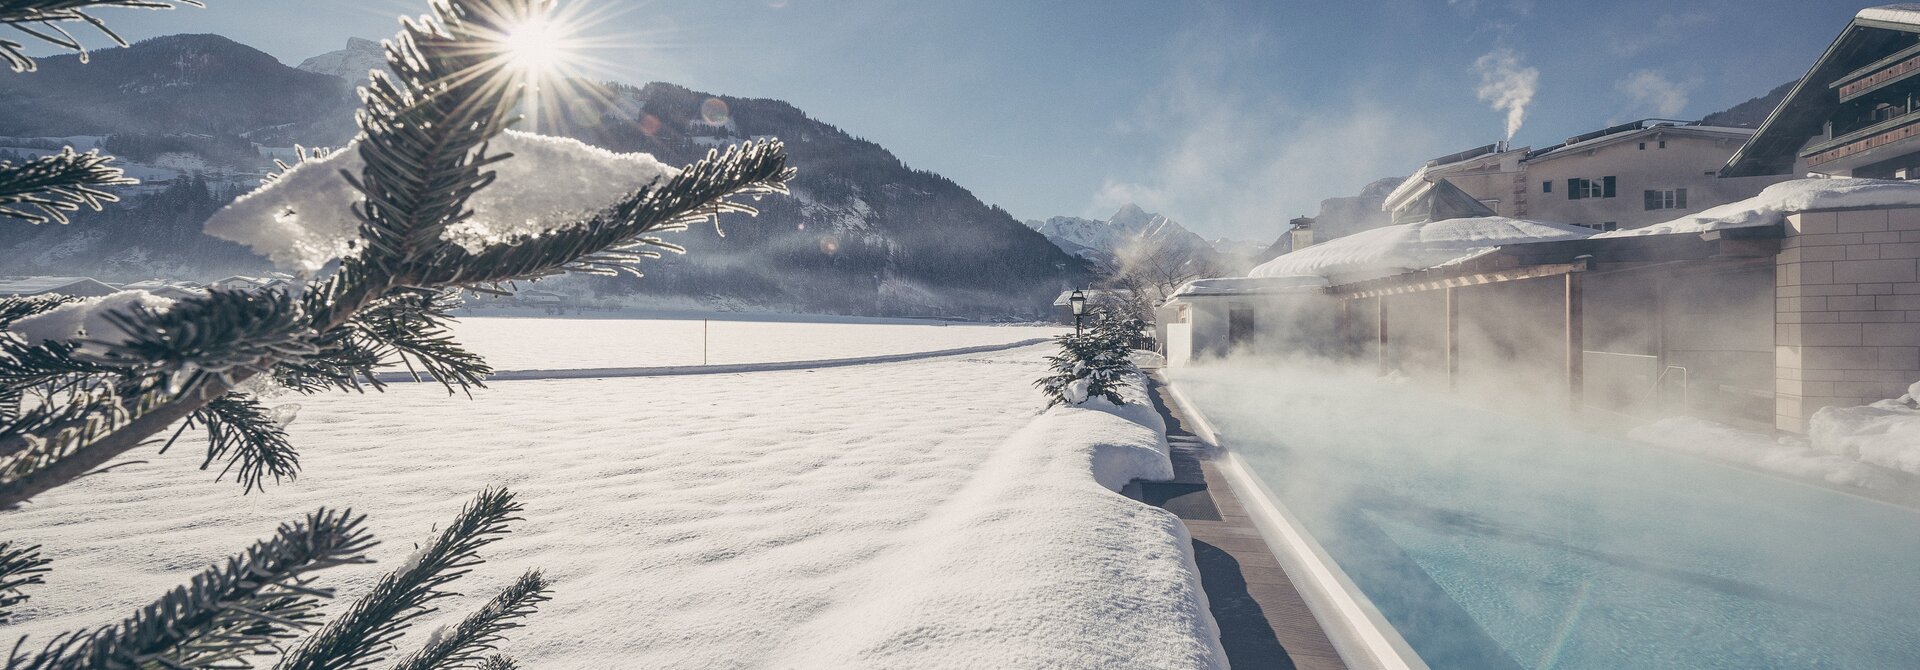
1323 225 1783 409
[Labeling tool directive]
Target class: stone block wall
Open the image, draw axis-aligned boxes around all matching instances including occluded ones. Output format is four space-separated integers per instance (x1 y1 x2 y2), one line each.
1776 207 1920 432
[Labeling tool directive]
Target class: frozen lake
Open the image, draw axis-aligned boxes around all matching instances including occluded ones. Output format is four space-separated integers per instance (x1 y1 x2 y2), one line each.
1173 361 1920 670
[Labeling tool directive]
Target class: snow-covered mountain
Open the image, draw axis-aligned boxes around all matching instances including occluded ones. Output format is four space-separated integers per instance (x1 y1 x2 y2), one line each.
296 37 391 87
1026 204 1218 268
0 36 1091 317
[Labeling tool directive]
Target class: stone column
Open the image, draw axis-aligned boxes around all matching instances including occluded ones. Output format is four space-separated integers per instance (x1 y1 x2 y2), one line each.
1775 206 1920 433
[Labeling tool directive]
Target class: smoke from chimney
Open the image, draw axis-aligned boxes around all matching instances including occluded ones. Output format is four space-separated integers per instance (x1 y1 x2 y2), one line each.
1474 48 1539 140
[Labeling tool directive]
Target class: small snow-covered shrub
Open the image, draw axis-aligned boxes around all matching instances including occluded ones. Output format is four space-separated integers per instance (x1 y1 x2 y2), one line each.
1036 313 1140 408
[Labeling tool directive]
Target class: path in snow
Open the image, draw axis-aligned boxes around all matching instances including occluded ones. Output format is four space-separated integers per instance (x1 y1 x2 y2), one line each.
447 316 1064 371
376 337 1052 382
4 338 1213 668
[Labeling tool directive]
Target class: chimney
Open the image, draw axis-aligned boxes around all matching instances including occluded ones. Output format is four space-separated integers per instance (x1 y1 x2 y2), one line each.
1288 216 1315 251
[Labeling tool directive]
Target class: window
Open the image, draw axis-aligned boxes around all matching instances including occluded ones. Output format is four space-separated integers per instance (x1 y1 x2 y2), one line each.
1567 176 1616 200
1643 188 1688 210
1575 222 1619 232
1658 140 1667 149
1228 306 1256 345
1638 142 1646 150
1542 180 1552 193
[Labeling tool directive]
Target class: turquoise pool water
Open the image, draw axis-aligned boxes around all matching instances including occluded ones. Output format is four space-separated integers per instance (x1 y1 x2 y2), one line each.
1172 364 1920 670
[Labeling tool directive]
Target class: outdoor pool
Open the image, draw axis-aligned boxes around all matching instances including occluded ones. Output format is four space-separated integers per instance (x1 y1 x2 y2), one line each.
1171 362 1920 670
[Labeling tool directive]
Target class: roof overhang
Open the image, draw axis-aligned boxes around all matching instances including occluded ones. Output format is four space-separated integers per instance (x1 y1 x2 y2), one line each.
1325 224 1783 300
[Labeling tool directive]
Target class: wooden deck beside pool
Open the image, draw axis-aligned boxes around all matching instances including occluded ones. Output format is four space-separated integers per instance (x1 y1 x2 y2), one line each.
1128 376 1348 670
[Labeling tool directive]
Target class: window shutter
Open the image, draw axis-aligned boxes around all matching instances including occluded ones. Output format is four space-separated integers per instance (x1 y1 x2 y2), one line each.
1645 190 1659 210
1568 179 1581 200
1602 176 1617 198
1676 188 1687 208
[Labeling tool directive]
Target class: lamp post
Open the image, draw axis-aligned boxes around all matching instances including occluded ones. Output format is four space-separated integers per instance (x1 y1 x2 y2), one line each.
1069 289 1086 336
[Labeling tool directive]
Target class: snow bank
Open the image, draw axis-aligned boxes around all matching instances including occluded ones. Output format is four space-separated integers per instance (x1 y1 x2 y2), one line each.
778 376 1224 669
1629 416 1898 490
1248 216 1591 283
1595 178 1920 238
1809 382 1920 477
5 290 173 346
206 131 681 272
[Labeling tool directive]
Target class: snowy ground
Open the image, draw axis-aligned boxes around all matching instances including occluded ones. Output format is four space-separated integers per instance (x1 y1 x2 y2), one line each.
5 320 1217 668
448 316 1064 370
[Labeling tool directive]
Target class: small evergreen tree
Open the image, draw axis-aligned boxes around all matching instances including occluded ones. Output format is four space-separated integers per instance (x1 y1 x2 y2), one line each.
0 0 793 664
1035 309 1139 408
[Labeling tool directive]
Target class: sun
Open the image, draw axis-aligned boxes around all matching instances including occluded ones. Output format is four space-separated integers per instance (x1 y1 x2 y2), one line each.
502 17 570 76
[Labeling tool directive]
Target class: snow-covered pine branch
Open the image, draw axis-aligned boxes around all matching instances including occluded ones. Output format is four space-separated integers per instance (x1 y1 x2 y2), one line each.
0 0 792 508
0 148 139 225
0 0 205 72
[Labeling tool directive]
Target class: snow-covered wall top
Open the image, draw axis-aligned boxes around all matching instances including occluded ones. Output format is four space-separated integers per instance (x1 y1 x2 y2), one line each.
1170 275 1329 298
1247 216 1593 284
1595 178 1920 239
205 131 680 272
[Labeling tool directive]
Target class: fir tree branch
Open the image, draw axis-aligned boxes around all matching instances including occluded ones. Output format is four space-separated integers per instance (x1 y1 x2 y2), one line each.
424 140 792 286
0 295 79 330
0 0 533 508
475 655 517 670
0 541 51 624
350 291 490 394
191 392 300 494
79 287 319 390
388 570 549 670
7 508 375 670
0 148 138 225
0 0 792 509
0 0 203 72
343 0 534 281
276 488 523 670
0 337 122 395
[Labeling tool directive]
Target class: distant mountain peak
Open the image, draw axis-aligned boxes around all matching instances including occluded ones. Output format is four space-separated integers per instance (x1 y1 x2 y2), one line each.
297 37 391 86
1027 204 1216 267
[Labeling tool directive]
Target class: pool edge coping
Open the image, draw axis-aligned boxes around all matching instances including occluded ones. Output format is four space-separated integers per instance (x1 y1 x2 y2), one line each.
1161 378 1431 670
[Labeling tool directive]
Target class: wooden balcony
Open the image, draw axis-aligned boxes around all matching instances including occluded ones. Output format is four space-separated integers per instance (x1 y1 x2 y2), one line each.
1803 111 1920 169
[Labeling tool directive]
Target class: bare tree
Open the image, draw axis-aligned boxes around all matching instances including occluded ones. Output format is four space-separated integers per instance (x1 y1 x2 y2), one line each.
1101 233 1224 307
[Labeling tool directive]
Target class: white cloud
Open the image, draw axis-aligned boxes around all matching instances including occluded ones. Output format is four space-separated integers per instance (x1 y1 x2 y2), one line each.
1087 13 1450 241
1473 48 1539 140
1617 69 1693 118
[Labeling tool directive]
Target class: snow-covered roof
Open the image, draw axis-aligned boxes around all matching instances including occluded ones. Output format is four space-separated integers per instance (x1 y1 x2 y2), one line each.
1169 275 1328 299
1525 123 1753 163
1248 216 1594 284
1595 178 1920 238
1860 4 1920 26
1382 145 1528 212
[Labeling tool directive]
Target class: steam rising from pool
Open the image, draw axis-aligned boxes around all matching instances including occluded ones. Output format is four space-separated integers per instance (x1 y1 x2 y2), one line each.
1170 358 1920 669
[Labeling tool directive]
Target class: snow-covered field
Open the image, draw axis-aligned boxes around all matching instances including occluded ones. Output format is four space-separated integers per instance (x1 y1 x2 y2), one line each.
4 320 1217 668
449 316 1064 370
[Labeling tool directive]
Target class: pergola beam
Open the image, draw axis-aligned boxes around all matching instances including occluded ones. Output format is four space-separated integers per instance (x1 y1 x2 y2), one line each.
1331 261 1590 300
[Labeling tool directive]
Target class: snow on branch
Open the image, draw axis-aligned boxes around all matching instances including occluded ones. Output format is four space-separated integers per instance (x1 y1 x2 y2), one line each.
0 148 138 225
0 0 204 72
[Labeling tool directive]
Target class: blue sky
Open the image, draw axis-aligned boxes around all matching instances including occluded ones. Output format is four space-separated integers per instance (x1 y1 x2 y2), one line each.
77 0 1861 240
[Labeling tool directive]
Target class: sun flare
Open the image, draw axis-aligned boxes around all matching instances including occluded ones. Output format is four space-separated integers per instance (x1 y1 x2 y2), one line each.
503 17 570 76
